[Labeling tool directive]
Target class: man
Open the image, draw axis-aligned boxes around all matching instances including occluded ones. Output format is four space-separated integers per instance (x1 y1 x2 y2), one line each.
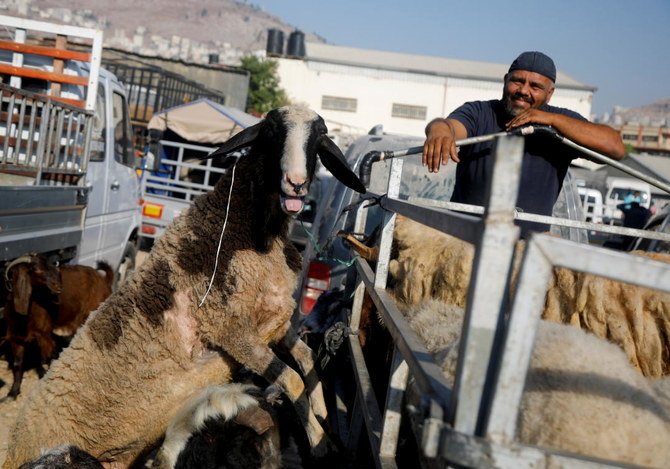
423 51 625 234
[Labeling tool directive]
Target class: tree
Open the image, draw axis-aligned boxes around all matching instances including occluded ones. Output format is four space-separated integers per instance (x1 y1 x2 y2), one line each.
239 55 289 115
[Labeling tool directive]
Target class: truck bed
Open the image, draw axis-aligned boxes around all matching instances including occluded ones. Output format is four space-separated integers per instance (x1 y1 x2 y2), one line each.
0 185 85 261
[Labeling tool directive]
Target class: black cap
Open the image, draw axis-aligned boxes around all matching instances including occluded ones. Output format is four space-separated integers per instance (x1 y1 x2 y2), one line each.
508 51 556 82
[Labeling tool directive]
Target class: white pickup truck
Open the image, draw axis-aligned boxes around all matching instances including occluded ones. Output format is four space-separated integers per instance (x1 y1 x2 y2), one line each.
0 14 141 288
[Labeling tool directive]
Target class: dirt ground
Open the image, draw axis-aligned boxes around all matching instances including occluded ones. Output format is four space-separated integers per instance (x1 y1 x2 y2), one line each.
0 250 149 467
0 364 40 466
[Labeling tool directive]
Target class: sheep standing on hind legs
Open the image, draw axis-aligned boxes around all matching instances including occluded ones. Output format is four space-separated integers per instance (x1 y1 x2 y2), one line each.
4 105 366 469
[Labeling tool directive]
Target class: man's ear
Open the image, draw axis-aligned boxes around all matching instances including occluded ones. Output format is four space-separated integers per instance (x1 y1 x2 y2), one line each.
546 85 555 103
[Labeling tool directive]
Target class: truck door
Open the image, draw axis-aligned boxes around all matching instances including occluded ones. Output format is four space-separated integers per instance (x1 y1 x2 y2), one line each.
78 77 109 264
99 82 140 268
78 76 140 271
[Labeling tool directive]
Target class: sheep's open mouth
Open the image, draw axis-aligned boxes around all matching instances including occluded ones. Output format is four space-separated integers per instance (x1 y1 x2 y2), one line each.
281 195 305 214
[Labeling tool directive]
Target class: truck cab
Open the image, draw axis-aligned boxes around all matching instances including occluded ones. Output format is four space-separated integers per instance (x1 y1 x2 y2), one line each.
603 177 651 225
74 66 141 283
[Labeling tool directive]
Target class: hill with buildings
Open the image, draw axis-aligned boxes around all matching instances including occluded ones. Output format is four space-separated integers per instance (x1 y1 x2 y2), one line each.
607 98 670 127
1 0 325 64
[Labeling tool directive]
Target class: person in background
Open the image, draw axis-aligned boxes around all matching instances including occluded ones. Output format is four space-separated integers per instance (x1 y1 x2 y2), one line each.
423 51 625 235
603 200 651 250
622 190 643 210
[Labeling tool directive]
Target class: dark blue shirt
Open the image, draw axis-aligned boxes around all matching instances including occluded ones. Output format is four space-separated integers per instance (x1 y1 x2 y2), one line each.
448 100 586 232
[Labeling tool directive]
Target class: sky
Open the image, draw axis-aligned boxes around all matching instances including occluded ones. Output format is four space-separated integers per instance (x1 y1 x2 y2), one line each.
257 0 669 117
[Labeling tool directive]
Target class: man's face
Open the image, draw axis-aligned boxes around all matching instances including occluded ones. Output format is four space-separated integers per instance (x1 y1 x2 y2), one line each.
502 70 555 116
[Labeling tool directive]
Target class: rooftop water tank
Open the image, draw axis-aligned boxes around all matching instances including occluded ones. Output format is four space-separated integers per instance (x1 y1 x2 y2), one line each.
287 30 306 58
266 28 284 57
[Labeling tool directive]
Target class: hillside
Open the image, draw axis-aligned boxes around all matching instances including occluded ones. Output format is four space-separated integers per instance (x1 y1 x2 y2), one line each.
3 0 325 64
611 98 670 126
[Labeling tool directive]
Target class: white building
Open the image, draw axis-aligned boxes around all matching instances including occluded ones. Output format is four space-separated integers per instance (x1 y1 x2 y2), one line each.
274 41 595 137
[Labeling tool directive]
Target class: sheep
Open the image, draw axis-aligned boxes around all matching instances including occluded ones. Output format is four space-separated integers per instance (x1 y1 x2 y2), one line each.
2 255 114 398
3 104 365 469
152 383 295 469
340 215 670 377
16 445 103 469
14 383 303 469
402 298 670 468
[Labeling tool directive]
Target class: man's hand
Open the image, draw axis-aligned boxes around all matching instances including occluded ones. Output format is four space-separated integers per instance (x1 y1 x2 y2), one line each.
423 118 460 173
505 108 555 130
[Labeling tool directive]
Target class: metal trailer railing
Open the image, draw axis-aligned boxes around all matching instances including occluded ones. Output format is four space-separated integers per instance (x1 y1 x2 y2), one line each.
344 135 670 468
140 139 224 199
103 61 227 147
0 83 93 185
139 139 225 238
0 14 100 186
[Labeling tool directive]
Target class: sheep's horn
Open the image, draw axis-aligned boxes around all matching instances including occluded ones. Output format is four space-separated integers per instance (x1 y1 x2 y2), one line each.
336 231 379 262
4 255 33 285
233 405 275 435
318 136 366 194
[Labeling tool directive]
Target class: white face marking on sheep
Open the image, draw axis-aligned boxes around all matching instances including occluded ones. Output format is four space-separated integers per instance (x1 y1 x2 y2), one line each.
279 105 319 214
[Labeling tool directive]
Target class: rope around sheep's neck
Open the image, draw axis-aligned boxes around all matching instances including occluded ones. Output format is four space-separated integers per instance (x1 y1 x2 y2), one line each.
198 159 238 307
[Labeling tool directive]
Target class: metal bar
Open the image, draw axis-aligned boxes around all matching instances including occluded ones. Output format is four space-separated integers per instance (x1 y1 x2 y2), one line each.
53 106 65 167
357 258 452 407
379 346 409 460
345 386 364 454
25 98 37 163
33 100 51 184
406 197 670 243
348 198 376 333
561 138 670 195
482 238 554 444
3 92 16 161
537 234 670 292
375 158 403 290
452 136 523 436
13 96 27 165
440 426 640 469
63 110 74 167
379 196 482 243
347 335 390 469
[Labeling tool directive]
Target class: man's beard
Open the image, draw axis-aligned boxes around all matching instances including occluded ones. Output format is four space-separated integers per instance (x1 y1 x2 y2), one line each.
503 93 532 117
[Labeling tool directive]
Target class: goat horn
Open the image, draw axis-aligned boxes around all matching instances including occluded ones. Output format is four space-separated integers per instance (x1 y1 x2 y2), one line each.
4 255 34 284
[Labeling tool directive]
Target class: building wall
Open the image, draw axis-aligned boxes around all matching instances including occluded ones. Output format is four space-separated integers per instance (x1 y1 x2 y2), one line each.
276 57 594 137
616 124 670 156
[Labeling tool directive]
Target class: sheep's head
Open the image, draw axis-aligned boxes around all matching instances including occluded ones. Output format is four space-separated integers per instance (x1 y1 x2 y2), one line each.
206 104 365 215
4 255 61 315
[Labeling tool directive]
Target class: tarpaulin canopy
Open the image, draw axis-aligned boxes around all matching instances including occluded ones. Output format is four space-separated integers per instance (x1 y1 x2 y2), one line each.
147 99 260 144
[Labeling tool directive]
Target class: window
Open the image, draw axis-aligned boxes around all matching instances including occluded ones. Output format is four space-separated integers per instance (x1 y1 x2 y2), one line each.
642 135 658 143
322 95 357 112
392 103 427 120
112 91 135 167
622 134 637 141
89 84 106 162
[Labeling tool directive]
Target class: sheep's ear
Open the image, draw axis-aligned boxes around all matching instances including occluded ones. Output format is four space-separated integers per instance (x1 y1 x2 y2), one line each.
203 122 263 161
12 267 31 316
318 136 366 194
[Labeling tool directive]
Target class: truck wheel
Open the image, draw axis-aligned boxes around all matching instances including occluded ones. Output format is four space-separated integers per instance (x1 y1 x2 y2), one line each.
115 242 137 290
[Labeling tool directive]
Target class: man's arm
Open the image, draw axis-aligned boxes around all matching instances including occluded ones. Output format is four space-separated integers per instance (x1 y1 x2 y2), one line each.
505 109 626 160
422 118 468 173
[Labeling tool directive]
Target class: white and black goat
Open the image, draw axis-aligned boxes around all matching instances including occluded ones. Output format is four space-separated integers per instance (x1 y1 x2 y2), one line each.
4 105 365 468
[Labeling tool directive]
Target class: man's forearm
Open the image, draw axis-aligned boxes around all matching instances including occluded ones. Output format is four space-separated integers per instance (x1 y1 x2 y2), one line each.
550 114 626 160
